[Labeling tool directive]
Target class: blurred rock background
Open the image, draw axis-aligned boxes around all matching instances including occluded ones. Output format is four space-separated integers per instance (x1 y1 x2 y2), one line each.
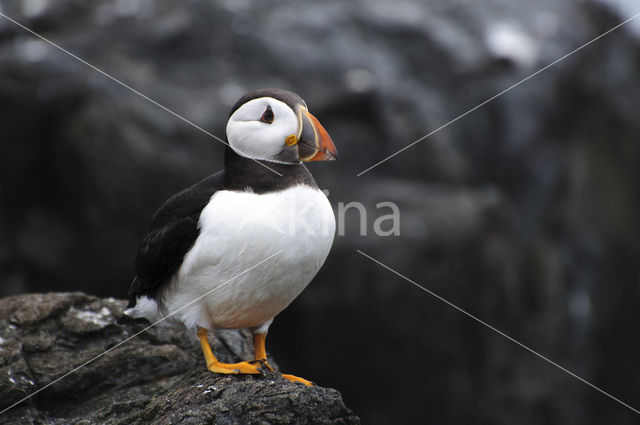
0 0 639 424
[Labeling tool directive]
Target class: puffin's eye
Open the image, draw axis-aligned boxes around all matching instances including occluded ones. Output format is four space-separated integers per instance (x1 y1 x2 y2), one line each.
259 105 274 124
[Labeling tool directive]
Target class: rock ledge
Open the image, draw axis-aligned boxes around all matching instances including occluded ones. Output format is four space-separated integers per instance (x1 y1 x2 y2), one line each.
0 293 359 425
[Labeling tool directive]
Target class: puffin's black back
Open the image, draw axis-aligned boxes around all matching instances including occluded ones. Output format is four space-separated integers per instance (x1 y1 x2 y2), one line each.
124 171 225 310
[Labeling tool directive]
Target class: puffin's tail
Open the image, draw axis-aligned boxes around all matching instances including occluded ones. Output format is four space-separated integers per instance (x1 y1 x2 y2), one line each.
117 276 152 325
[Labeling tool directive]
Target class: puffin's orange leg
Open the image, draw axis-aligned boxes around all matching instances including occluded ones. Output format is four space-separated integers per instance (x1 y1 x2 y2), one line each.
197 327 261 374
252 331 314 386
253 332 275 371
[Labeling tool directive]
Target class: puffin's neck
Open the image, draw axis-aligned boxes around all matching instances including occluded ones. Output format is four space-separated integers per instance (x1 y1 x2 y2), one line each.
223 147 318 194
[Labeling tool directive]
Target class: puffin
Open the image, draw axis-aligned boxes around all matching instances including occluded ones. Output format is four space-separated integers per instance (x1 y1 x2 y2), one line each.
120 88 337 386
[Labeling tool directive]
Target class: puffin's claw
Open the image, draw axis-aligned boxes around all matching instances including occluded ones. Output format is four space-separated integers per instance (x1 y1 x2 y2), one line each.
255 359 275 372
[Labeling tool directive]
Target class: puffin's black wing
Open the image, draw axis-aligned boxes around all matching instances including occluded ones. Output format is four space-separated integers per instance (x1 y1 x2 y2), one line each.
124 171 225 310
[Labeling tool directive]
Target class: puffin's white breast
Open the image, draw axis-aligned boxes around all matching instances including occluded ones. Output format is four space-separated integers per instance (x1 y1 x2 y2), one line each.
160 184 335 330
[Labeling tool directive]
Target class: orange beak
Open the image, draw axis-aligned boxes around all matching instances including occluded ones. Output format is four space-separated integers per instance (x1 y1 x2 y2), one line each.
297 107 338 162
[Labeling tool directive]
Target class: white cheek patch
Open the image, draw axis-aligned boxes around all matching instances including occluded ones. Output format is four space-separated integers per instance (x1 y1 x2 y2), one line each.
227 121 279 159
226 97 299 162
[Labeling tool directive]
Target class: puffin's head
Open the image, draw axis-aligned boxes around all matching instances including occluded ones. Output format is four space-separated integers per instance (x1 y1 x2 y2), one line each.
226 88 338 164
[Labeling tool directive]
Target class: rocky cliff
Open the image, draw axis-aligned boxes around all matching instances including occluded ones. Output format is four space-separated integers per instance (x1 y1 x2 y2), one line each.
0 293 359 425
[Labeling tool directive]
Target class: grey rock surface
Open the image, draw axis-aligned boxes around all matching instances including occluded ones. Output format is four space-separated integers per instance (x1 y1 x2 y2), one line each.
0 293 359 425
